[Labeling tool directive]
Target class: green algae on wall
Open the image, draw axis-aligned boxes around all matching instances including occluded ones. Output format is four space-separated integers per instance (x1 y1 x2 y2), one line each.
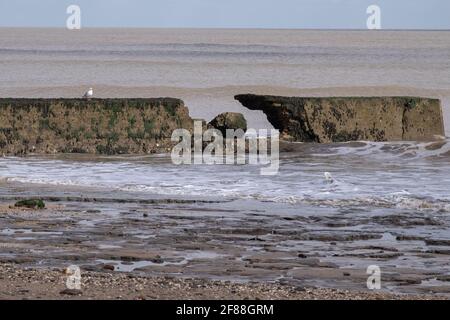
0 98 193 155
235 95 445 142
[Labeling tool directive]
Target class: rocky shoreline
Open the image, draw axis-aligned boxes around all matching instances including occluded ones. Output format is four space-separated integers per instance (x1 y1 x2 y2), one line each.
1 182 450 299
0 263 445 300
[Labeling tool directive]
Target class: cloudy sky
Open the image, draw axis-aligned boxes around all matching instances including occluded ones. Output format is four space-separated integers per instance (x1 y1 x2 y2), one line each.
0 0 448 29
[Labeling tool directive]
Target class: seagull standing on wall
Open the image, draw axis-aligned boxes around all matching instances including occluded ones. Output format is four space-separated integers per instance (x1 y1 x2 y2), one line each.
83 87 93 99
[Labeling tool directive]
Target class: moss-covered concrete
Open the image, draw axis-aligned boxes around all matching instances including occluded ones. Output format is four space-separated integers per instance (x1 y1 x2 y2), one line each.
0 98 193 155
235 95 445 142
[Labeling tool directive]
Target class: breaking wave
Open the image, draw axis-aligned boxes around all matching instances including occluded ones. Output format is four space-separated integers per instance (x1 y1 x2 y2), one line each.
2 139 450 212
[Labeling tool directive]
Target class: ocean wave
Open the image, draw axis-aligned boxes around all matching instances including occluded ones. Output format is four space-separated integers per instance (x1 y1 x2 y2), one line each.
265 194 450 212
5 175 450 212
2 140 450 213
308 140 450 160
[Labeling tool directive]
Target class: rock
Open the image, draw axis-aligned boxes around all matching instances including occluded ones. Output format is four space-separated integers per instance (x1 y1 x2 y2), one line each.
150 257 164 264
234 94 444 142
436 275 450 282
59 288 82 296
208 112 247 137
86 209 101 213
103 264 115 271
425 239 450 246
396 235 425 241
14 199 45 209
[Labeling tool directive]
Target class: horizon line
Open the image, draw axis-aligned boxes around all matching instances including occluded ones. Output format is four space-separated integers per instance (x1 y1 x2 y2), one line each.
0 26 449 31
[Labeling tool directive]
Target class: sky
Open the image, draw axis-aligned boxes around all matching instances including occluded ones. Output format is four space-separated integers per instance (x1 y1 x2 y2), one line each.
0 0 448 29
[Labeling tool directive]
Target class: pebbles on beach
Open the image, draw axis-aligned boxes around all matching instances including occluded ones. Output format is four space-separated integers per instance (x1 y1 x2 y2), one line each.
0 263 444 300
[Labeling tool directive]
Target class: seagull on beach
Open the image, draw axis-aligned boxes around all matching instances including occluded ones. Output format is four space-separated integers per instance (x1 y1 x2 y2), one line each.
83 87 93 99
324 172 334 184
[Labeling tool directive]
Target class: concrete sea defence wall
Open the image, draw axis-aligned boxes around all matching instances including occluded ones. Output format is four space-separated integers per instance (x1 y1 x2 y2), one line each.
235 94 445 142
0 98 193 155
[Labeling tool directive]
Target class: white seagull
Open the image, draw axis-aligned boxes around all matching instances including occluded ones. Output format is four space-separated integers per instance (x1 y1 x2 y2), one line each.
83 87 93 99
324 172 334 184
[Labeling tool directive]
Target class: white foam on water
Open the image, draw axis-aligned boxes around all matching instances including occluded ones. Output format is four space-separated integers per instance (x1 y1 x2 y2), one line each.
2 142 450 212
